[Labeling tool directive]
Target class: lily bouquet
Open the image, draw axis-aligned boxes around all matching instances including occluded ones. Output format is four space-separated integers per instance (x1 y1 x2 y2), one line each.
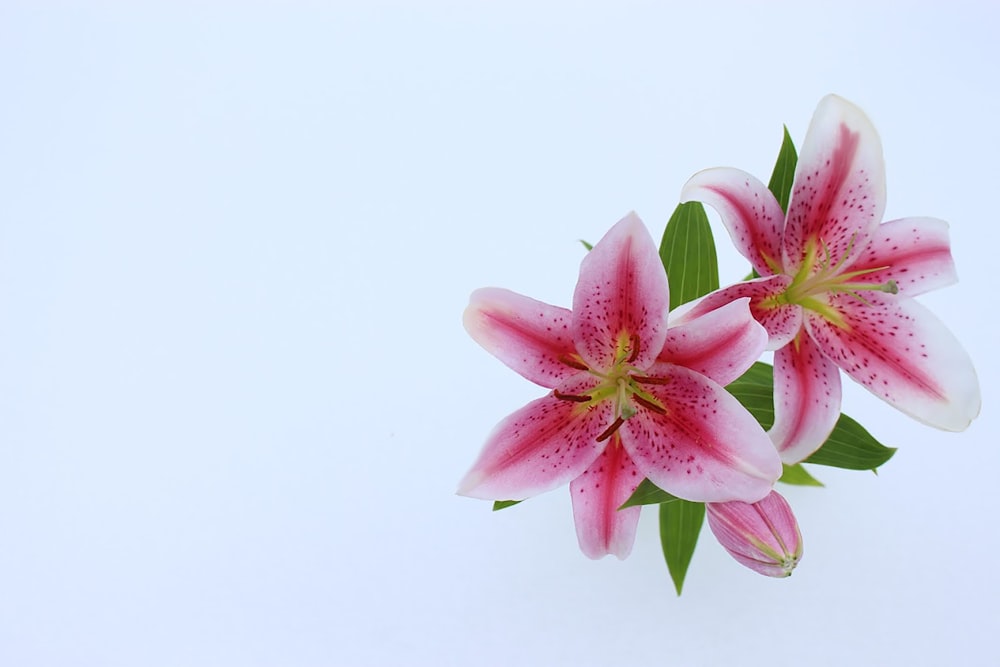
458 95 980 593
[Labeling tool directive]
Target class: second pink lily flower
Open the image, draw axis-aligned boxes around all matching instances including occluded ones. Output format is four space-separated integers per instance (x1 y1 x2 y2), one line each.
680 94 981 463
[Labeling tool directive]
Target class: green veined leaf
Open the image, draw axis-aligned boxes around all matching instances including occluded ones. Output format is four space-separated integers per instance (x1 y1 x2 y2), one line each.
618 478 681 510
659 201 719 310
725 361 776 430
726 362 897 471
804 414 897 470
660 500 705 596
779 463 824 487
492 500 522 511
767 125 798 214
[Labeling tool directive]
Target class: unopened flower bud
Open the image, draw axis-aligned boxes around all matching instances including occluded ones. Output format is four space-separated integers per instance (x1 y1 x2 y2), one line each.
706 491 802 577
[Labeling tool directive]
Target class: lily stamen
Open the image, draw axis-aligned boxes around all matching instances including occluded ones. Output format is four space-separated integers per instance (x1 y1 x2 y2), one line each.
626 334 641 363
633 375 670 385
633 393 667 415
558 354 590 371
596 416 625 442
553 389 591 403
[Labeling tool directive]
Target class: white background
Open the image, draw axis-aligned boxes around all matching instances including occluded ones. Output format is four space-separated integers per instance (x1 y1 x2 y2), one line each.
1 2 996 665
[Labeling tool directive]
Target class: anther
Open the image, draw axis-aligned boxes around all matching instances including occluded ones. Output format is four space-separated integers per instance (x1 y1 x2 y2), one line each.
558 354 590 371
633 393 667 415
553 389 591 403
632 375 669 385
626 334 640 363
596 416 625 442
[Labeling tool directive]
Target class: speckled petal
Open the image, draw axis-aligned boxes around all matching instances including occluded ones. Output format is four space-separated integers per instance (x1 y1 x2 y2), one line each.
847 217 957 297
673 276 801 351
769 333 842 464
783 95 886 275
464 287 580 389
681 167 786 277
658 298 767 386
805 293 980 431
619 363 781 503
569 436 643 560
572 212 670 371
457 373 615 500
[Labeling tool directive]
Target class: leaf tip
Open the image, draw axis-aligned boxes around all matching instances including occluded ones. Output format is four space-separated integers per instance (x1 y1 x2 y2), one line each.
492 499 522 511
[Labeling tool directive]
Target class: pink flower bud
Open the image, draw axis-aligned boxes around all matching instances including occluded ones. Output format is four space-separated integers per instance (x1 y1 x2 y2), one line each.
706 491 802 577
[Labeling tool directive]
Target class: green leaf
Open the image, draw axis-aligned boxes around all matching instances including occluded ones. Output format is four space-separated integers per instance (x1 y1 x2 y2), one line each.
805 414 897 470
579 239 593 251
725 361 776 430
618 478 681 509
779 463 824 487
726 362 897 471
660 500 705 596
492 500 522 511
767 125 798 214
659 201 719 310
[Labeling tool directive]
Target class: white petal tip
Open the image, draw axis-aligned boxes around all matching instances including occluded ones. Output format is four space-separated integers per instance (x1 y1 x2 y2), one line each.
928 400 982 433
578 542 634 561
456 470 487 498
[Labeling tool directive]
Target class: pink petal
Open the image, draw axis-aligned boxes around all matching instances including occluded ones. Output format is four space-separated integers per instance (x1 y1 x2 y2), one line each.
847 217 957 297
572 212 670 371
464 287 580 389
619 363 781 503
805 293 981 431
680 167 786 277
783 95 886 275
769 333 842 464
673 276 801 351
569 437 643 560
457 372 616 500
658 298 767 386
706 490 802 578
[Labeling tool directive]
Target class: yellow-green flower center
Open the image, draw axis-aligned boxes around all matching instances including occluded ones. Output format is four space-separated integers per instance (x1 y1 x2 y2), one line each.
766 237 897 327
556 331 668 441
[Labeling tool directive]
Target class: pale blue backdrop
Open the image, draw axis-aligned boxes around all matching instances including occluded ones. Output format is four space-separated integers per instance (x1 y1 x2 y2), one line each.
1 2 996 665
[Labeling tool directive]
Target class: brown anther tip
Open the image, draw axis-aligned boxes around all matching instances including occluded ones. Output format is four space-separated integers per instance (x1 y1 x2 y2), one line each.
633 393 667 415
596 416 625 442
553 389 591 403
626 334 640 363
558 354 590 371
632 375 669 385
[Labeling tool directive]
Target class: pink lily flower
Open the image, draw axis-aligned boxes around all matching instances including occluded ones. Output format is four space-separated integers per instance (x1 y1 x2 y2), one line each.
459 213 781 559
680 94 981 463
707 491 802 578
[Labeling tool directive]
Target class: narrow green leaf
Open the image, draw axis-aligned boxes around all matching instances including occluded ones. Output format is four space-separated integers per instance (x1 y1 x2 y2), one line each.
725 362 897 471
805 414 897 470
579 239 593 251
779 463 824 487
724 361 776 430
659 201 719 310
618 478 681 509
492 500 522 511
767 125 798 214
660 500 705 596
